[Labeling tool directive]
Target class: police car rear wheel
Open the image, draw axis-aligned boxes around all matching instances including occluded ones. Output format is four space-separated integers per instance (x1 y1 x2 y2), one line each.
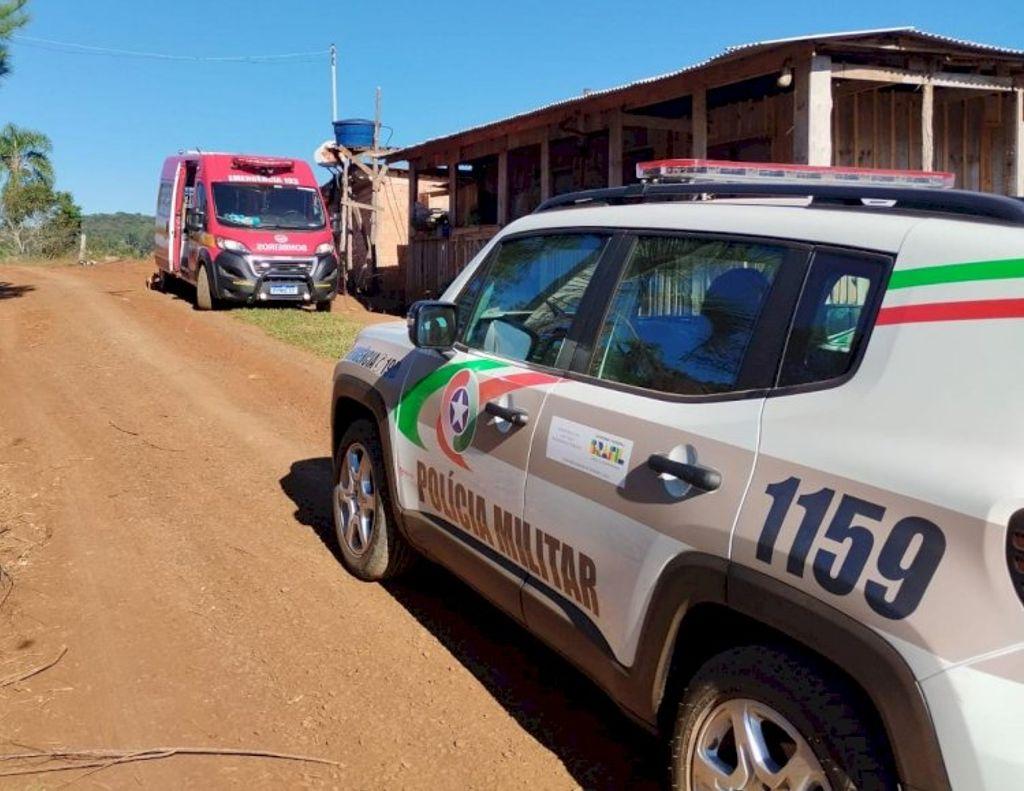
670 645 896 791
333 419 414 581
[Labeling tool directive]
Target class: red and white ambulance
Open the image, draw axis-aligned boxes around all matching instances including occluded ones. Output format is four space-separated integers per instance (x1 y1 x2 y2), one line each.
153 152 338 310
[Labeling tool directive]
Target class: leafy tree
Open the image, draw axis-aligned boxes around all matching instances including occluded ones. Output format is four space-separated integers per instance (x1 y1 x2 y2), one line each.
0 122 53 186
0 0 29 83
0 178 49 253
0 180 82 258
38 189 81 256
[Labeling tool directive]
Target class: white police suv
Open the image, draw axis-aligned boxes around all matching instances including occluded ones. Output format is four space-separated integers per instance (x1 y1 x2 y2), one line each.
330 160 1024 790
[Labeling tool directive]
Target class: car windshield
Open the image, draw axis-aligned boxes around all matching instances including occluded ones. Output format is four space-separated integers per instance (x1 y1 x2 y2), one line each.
211 183 326 230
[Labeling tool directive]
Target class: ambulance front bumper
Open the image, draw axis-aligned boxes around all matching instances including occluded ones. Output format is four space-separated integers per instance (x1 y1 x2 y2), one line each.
212 251 339 304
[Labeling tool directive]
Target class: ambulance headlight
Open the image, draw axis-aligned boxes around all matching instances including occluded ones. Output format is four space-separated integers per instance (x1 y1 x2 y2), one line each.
216 237 250 254
315 242 335 256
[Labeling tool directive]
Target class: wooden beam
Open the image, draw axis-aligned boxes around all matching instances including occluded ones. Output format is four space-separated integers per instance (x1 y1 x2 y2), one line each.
921 82 935 171
619 113 692 133
608 109 623 187
540 136 551 201
1010 89 1024 196
832 63 1014 92
794 55 833 165
691 88 707 158
407 162 417 243
448 160 458 228
496 149 508 224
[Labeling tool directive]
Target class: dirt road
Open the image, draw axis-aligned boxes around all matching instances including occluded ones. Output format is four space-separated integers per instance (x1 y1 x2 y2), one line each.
0 262 659 790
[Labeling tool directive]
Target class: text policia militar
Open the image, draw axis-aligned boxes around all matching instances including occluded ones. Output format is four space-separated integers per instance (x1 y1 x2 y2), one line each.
416 461 600 617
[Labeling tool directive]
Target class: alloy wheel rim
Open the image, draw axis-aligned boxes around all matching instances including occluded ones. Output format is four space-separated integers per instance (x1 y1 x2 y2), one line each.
334 442 376 556
689 698 831 791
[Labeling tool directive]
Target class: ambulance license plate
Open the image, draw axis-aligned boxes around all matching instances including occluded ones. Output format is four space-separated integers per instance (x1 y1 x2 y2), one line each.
269 284 300 296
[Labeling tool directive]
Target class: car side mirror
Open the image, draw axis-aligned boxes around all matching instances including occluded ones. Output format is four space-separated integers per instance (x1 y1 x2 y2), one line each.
407 300 457 351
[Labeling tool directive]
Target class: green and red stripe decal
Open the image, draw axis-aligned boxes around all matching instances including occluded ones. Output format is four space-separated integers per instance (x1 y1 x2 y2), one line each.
879 257 1024 326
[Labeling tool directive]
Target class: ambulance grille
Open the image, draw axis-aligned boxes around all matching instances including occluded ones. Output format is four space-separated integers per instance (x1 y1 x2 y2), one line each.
252 259 313 276
1008 511 1024 605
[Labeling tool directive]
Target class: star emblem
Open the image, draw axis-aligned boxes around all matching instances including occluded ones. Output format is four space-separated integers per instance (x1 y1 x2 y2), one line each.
449 387 470 434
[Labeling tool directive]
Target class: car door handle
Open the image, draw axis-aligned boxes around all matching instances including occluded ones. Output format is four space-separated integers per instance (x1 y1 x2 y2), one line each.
484 401 529 427
647 453 722 492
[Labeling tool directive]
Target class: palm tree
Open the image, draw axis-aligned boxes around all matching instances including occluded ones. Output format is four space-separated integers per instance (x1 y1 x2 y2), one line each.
0 0 30 83
0 123 53 187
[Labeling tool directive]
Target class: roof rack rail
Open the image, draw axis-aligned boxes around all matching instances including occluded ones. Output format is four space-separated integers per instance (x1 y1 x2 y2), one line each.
534 182 1024 224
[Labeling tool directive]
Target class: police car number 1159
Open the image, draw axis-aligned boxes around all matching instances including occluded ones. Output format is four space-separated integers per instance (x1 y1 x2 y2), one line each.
754 476 947 620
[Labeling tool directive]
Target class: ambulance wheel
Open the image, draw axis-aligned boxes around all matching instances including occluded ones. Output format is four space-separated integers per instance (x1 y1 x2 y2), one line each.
315 300 332 313
670 645 896 791
332 419 414 581
194 263 216 311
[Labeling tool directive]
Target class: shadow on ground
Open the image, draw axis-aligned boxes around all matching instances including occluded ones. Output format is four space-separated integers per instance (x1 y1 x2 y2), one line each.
0 281 35 301
280 457 664 790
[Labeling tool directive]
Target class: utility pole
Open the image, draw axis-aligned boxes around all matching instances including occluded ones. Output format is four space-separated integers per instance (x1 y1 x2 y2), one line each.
330 43 338 122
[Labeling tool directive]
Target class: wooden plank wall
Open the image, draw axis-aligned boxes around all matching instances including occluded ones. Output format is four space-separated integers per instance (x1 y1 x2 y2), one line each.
833 88 922 171
832 86 1012 193
406 228 498 300
707 92 794 161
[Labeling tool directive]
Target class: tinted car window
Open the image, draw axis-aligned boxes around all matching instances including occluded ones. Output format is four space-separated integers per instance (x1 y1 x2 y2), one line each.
460 234 607 367
590 235 784 395
779 249 888 387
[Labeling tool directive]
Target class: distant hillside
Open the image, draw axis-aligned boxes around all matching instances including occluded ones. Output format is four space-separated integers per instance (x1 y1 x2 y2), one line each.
83 212 154 257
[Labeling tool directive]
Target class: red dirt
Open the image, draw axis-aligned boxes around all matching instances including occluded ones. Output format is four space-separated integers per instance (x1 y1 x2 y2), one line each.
0 261 659 789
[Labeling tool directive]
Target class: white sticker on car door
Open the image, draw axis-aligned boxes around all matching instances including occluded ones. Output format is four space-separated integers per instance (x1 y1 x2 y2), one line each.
546 416 633 485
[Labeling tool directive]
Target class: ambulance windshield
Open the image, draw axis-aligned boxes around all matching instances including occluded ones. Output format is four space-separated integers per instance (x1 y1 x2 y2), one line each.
212 183 326 230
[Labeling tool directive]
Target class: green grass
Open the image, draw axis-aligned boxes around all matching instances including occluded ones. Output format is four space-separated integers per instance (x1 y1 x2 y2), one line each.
233 306 367 359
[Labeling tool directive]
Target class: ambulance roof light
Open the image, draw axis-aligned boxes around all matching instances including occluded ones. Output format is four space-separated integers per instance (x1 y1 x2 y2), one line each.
636 159 956 190
231 156 294 175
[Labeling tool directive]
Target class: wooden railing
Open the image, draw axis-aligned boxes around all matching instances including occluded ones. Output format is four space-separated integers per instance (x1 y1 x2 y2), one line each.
406 225 500 301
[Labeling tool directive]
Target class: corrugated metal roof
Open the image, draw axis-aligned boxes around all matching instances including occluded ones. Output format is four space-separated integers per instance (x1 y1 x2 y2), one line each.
388 27 1024 161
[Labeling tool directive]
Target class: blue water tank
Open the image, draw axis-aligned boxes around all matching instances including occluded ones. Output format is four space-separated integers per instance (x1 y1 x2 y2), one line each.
333 119 375 149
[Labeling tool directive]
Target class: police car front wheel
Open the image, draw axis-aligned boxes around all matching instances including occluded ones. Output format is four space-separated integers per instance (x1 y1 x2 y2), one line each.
332 419 414 581
670 645 896 791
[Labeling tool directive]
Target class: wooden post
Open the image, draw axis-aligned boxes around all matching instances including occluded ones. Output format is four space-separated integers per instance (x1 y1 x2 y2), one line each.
448 158 458 228
921 81 935 172
341 157 351 288
407 160 417 241
369 87 382 273
540 136 551 201
405 161 418 299
608 109 623 186
691 88 707 158
1009 89 1024 196
793 55 833 165
497 149 509 224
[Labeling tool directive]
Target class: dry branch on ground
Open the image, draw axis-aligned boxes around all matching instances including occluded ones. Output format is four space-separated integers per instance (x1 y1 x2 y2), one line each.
0 746 343 778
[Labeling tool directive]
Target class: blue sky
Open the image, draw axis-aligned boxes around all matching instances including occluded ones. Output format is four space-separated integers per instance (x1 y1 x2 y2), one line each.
4 0 1022 213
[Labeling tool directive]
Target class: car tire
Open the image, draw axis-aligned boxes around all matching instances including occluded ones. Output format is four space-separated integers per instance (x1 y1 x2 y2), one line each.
332 418 414 581
670 645 896 791
194 263 216 311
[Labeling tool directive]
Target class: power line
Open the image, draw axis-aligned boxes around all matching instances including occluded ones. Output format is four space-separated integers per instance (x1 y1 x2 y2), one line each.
11 34 327 63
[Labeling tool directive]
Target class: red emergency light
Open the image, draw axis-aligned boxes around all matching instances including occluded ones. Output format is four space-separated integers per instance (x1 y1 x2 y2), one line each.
231 156 294 176
636 159 955 189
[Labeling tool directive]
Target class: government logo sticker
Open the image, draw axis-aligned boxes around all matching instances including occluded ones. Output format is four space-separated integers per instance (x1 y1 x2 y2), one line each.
438 368 480 467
